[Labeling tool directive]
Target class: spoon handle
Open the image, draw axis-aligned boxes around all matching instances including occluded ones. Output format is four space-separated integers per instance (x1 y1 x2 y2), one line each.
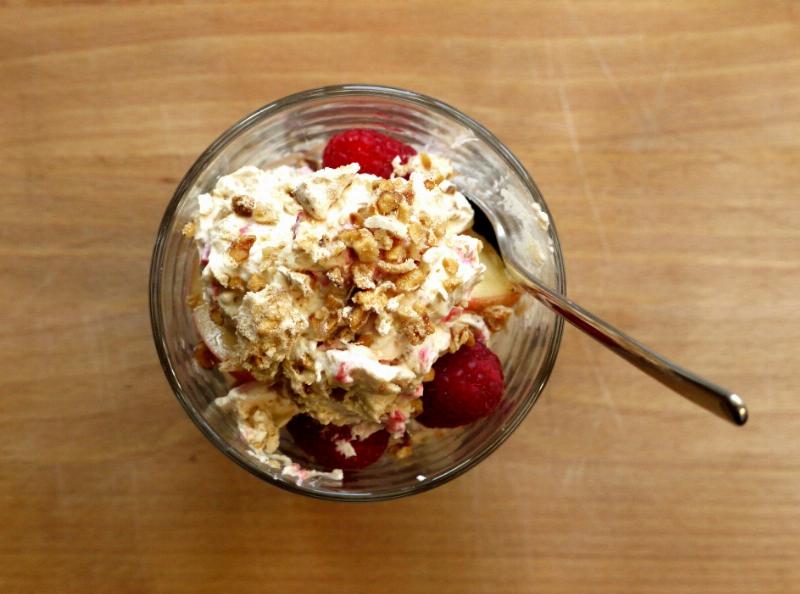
514 269 748 425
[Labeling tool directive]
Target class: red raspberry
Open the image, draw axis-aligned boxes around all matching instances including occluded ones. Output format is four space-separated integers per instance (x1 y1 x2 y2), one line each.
322 129 416 178
287 414 390 470
228 370 255 385
417 341 505 428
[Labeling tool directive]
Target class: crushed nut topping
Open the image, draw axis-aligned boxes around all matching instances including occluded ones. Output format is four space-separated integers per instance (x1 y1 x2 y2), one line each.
228 235 256 264
450 325 476 352
349 205 368 226
377 258 417 274
188 154 519 450
182 222 196 238
352 262 376 290
347 305 371 333
352 283 393 312
396 200 412 223
412 302 428 318
325 293 345 310
232 194 255 217
443 277 461 292
406 242 424 261
442 258 458 275
408 222 426 246
355 332 375 346
377 179 395 193
326 267 348 288
401 315 435 345
317 240 348 270
340 228 379 263
396 269 426 292
247 273 267 292
373 228 394 250
384 242 407 263
482 305 513 332
376 191 401 215
310 307 333 339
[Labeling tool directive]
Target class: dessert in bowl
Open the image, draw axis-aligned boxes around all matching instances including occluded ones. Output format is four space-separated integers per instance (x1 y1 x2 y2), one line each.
150 85 565 500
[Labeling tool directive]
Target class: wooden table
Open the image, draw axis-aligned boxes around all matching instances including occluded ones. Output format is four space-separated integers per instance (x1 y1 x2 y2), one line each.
3 2 798 592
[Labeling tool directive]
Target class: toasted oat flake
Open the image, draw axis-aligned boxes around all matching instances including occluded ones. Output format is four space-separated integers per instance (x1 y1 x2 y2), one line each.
350 229 379 263
408 222 426 246
443 277 461 292
352 262 376 290
384 242 407 263
396 268 426 292
347 306 371 333
228 277 246 291
396 200 412 223
364 215 407 239
373 228 394 250
228 235 256 264
377 259 417 274
482 305 513 332
247 273 267 292
442 258 458 275
325 293 345 310
450 325 476 352
401 315 434 345
352 283 393 311
326 267 347 288
376 191 401 215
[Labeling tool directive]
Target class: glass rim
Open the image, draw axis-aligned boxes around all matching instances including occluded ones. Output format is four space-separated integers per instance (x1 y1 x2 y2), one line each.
149 84 567 501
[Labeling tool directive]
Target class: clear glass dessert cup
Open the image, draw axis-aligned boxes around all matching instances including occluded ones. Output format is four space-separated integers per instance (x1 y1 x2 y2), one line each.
149 84 566 501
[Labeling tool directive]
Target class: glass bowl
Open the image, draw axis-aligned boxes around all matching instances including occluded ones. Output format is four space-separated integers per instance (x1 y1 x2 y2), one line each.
149 84 566 501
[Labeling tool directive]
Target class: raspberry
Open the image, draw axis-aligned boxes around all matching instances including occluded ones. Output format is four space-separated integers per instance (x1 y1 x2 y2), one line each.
322 129 416 178
287 415 389 470
417 341 505 428
229 370 255 385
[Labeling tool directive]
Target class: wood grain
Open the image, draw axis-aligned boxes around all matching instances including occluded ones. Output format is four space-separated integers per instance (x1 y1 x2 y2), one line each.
2 1 799 593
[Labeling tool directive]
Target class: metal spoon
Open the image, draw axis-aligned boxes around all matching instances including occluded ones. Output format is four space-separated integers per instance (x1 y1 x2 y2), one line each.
467 195 748 426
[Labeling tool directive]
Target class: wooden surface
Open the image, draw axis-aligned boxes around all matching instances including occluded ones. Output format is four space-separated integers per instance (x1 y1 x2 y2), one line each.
2 2 799 593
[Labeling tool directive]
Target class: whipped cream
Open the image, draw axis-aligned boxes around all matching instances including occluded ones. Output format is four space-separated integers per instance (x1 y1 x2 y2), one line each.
189 154 495 462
